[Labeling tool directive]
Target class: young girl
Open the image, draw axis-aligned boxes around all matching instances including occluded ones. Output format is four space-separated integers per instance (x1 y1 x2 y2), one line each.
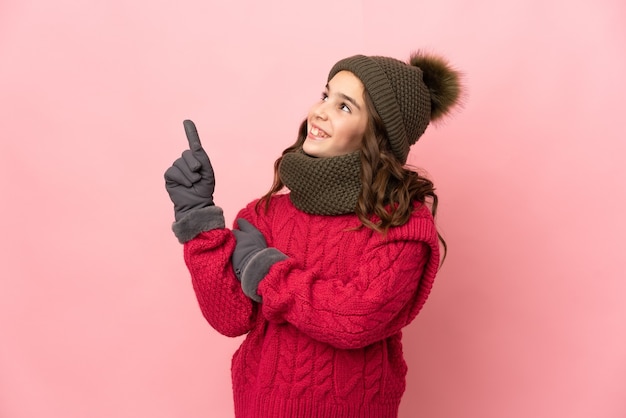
165 50 462 418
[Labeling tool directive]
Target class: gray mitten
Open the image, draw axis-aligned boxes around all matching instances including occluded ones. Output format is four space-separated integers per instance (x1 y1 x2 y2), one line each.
232 219 287 302
165 120 224 242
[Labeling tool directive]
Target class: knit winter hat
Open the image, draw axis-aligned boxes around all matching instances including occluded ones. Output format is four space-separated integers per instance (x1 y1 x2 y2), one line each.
328 51 462 163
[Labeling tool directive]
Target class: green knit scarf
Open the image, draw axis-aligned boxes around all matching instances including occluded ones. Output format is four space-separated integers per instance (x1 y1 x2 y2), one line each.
278 149 362 215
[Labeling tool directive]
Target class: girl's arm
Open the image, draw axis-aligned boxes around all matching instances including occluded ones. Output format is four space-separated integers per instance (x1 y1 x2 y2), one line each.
259 233 439 349
184 228 256 337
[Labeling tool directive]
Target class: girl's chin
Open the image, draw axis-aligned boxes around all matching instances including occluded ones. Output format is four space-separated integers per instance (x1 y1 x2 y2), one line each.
302 141 323 157
305 134 328 143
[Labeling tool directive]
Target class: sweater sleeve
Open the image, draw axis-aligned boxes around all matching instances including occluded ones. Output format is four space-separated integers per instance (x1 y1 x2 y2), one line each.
258 228 439 350
184 228 256 337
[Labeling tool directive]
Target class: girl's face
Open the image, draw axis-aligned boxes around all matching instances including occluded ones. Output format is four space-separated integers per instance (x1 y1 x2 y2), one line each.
303 71 369 158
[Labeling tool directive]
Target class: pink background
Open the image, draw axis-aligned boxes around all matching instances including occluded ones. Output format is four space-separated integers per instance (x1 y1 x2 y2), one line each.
1 0 625 417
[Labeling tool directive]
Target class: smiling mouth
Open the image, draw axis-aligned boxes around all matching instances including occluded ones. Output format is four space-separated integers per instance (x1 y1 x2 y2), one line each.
310 126 330 138
309 126 330 139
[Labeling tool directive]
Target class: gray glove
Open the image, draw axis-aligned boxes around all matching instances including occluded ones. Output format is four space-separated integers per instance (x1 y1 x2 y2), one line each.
165 120 224 243
232 219 287 303
165 120 215 220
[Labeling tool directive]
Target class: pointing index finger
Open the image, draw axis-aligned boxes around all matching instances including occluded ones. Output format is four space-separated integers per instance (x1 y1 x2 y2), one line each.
183 119 203 152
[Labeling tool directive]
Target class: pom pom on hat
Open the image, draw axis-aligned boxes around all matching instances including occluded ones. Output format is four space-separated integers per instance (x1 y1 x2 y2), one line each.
328 50 463 163
409 51 463 122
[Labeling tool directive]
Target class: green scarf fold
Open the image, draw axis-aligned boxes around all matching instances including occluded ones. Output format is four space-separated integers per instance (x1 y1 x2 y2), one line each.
278 149 362 215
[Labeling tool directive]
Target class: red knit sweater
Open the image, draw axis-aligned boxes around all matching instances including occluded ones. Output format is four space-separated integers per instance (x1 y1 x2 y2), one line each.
183 194 440 418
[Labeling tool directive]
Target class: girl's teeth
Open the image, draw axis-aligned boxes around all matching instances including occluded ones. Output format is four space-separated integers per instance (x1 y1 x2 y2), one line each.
312 127 327 137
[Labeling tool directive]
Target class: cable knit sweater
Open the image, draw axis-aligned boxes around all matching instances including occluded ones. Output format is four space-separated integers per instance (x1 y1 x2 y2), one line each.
183 193 440 418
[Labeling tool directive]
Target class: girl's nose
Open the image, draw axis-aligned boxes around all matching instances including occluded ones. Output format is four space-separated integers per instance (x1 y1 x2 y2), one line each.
313 103 328 120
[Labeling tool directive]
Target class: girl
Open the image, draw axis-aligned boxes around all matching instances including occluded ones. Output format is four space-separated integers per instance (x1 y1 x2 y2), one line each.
165 50 462 418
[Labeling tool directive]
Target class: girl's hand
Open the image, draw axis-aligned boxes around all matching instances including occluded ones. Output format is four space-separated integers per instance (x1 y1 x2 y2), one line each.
232 219 287 302
164 120 216 221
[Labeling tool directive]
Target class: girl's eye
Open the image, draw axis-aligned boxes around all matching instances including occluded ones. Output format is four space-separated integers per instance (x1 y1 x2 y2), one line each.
340 103 351 113
321 92 329 101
